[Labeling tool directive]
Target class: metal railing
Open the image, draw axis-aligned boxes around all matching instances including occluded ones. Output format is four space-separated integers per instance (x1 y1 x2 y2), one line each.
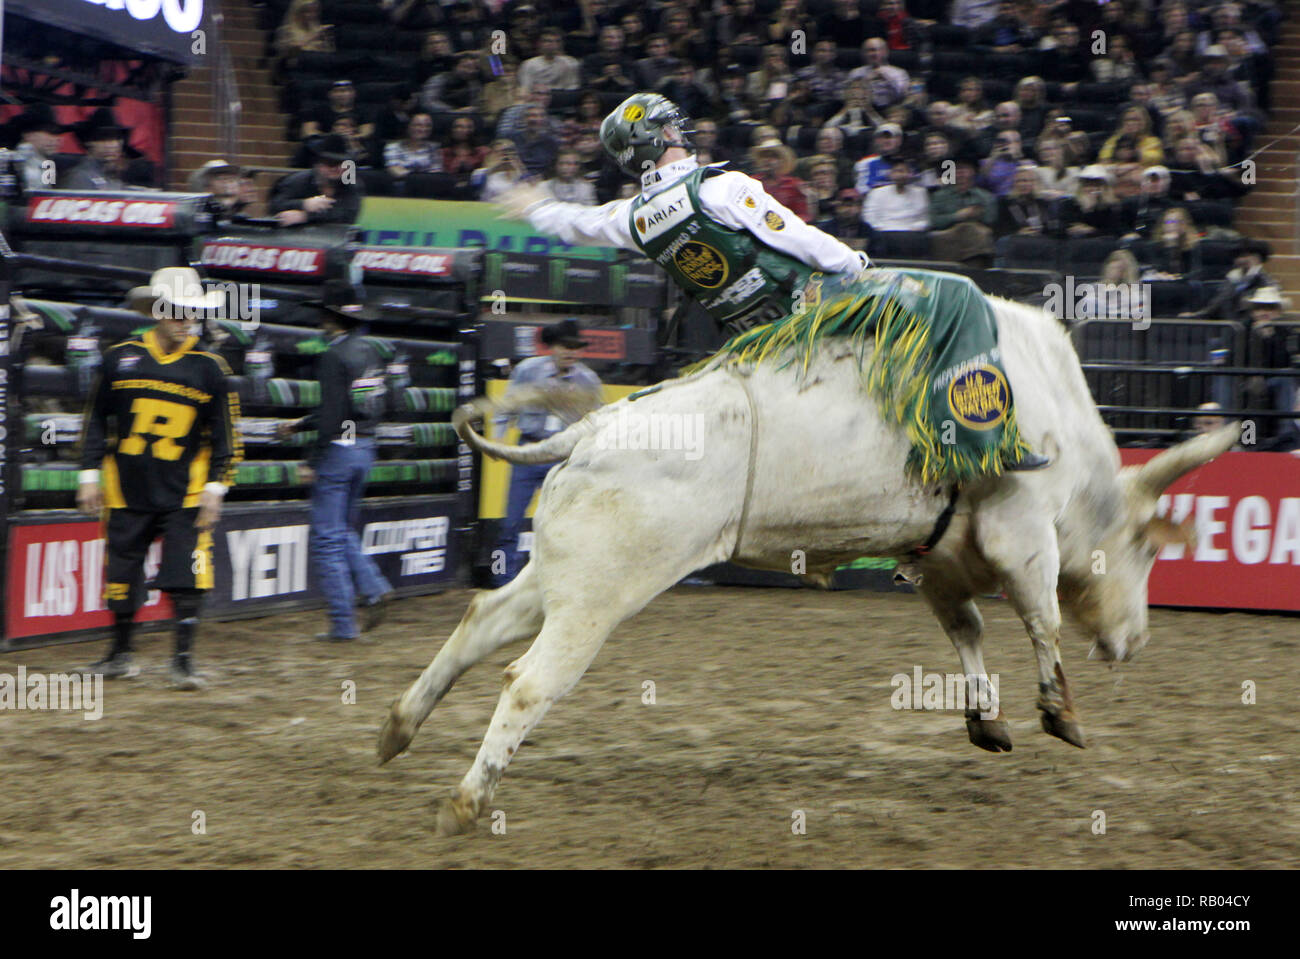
209 0 242 162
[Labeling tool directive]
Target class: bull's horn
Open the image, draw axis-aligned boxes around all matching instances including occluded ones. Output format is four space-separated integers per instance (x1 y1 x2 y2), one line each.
1133 422 1239 501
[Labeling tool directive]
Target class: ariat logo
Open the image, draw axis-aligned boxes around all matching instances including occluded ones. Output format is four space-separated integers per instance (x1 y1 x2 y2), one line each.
623 104 645 122
635 184 691 241
764 210 785 230
948 366 1009 430
674 241 728 288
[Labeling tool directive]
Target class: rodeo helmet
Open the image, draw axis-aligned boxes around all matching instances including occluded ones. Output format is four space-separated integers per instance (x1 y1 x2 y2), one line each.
599 93 695 177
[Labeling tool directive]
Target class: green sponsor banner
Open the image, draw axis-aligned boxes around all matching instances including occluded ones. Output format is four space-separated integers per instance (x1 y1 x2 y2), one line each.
356 197 613 260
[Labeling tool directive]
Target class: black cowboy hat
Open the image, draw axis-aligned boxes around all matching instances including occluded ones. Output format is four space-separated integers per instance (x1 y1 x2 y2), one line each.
1236 238 1271 262
306 133 351 164
312 279 380 326
3 104 68 146
73 107 143 158
541 318 589 349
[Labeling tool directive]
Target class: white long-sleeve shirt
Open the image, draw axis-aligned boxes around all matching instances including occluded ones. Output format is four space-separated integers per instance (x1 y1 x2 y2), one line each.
863 184 930 232
523 156 869 277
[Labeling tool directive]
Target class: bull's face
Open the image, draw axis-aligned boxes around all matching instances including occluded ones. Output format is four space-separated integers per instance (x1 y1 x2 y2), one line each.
1060 424 1238 663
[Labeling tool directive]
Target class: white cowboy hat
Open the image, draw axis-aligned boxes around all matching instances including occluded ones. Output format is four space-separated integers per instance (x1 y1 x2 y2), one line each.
127 267 225 317
1246 285 1291 309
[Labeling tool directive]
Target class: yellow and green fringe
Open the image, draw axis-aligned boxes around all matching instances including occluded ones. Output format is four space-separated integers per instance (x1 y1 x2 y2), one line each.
692 285 1035 486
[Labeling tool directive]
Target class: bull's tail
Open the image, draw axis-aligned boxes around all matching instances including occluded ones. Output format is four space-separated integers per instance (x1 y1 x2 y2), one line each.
451 384 601 465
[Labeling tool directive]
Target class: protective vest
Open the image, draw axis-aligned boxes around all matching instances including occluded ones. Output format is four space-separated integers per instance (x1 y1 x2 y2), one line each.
627 167 814 329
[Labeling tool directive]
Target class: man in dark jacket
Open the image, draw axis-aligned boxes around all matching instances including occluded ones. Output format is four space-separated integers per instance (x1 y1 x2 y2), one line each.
270 134 365 227
280 281 393 639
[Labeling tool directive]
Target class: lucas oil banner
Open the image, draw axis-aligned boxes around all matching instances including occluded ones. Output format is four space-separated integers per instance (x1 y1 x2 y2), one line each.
5 496 463 646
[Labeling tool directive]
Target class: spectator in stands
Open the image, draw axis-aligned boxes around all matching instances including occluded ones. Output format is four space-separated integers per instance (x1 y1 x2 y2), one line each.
283 281 394 641
519 27 581 92
1189 93 1237 164
767 0 807 45
1122 165 1175 241
373 85 421 148
1148 61 1189 117
1060 165 1124 238
381 0 436 29
423 52 484 114
1039 18 1089 84
1188 44 1255 116
1092 33 1141 83
928 156 997 264
270 134 365 226
636 34 677 90
806 155 842 220
692 119 734 167
188 160 248 218
1013 77 1050 144
582 25 625 81
797 40 847 103
416 30 457 85
1139 207 1203 280
275 0 334 69
619 10 648 58
1190 238 1274 320
1242 286 1300 450
917 131 954 189
825 79 879 138
950 76 994 133
974 101 1020 157
507 4 544 61
496 83 561 142
446 0 489 53
816 188 869 243
660 63 713 124
949 0 1000 29
870 0 925 51
847 38 910 111
749 138 810 222
996 162 1053 236
920 101 971 157
1062 130 1094 168
511 105 560 178
6 106 66 192
64 114 132 191
481 59 520 128
816 0 871 49
492 319 602 587
976 1 1033 53
1100 249 1141 286
442 115 488 178
980 129 1024 197
664 5 712 63
301 80 372 141
853 124 904 194
542 150 596 205
864 156 929 233
385 112 442 190
807 127 853 188
748 44 795 108
1168 136 1249 201
471 139 527 201
1099 106 1165 167
1033 138 1079 199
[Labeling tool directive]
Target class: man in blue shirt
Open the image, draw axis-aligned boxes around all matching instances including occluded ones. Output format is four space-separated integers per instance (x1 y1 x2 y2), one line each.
493 320 603 586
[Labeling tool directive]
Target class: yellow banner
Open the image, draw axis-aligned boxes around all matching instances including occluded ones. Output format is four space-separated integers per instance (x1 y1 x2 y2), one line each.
477 380 639 519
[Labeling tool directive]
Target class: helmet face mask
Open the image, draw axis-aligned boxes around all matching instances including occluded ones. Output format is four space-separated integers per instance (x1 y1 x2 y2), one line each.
600 93 696 176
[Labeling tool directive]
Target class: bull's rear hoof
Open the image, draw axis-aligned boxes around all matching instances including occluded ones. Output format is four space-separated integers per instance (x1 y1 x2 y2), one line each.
1040 711 1087 748
377 706 416 765
435 797 477 837
966 717 1013 752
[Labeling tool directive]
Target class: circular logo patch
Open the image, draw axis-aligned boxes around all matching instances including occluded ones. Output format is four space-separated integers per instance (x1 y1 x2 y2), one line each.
635 215 646 234
947 365 1010 431
623 104 646 122
673 241 729 289
764 210 785 231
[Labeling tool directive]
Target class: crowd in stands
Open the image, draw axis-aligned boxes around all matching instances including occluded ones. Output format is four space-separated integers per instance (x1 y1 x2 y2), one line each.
249 0 1285 308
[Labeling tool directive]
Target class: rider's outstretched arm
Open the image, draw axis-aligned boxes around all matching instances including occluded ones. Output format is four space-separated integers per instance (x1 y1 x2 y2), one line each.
500 184 640 253
698 171 871 276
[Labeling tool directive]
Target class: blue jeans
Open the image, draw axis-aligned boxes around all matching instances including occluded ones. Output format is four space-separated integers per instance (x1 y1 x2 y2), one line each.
310 440 392 637
494 460 557 586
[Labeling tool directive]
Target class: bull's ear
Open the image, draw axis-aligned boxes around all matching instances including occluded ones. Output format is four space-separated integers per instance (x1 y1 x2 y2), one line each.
1143 515 1196 550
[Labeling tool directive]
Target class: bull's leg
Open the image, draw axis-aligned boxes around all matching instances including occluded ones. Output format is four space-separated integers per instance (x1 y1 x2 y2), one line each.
378 562 544 764
918 580 1012 752
974 508 1087 749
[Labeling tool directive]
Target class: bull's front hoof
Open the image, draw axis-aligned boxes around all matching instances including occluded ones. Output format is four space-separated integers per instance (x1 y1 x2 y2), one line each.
377 705 417 765
435 796 478 837
966 716 1013 752
1039 710 1087 748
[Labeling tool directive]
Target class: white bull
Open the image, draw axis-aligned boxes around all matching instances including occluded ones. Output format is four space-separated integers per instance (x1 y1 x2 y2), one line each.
378 294 1237 836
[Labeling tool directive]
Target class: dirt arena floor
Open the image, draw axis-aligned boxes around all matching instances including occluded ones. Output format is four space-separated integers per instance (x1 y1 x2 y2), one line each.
1 585 1295 869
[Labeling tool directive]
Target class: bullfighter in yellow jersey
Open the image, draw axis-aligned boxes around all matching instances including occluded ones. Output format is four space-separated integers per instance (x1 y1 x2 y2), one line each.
77 268 243 689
